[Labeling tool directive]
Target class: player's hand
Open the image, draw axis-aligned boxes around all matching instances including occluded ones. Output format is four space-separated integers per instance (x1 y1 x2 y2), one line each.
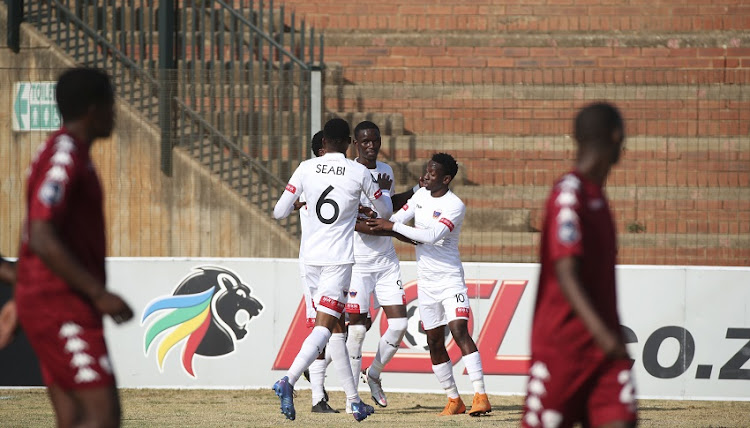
599 333 629 360
418 174 426 189
358 205 378 219
367 218 394 232
293 200 306 210
376 173 393 191
0 299 18 349
94 291 134 324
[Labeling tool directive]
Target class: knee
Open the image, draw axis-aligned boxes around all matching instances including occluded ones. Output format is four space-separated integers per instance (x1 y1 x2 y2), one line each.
347 324 367 344
387 317 408 337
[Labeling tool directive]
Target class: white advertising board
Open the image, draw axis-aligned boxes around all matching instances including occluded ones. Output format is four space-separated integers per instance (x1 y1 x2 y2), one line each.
103 259 750 400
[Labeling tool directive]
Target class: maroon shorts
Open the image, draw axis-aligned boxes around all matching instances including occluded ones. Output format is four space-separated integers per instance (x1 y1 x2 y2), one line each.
521 354 637 428
20 313 115 390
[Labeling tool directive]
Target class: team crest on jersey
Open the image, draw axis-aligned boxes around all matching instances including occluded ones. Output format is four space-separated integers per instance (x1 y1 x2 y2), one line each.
141 266 263 377
349 291 358 298
433 210 441 219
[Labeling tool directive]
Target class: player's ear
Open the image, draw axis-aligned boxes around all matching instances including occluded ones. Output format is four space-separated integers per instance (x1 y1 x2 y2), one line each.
442 174 453 185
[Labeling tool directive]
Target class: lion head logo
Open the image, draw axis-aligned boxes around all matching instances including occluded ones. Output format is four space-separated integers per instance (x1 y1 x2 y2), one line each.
141 266 263 377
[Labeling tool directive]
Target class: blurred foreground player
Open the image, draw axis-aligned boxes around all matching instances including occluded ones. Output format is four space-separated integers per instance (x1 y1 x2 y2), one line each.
0 254 17 349
368 153 491 417
272 118 390 422
15 68 134 428
521 102 637 428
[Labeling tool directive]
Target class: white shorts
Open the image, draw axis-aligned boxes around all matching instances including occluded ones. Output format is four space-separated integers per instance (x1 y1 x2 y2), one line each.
346 262 405 314
417 282 470 331
304 264 353 318
300 273 317 328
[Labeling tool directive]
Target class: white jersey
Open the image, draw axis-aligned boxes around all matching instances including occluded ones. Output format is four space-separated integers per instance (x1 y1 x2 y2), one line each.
391 188 465 286
274 152 391 266
298 194 309 266
354 160 398 270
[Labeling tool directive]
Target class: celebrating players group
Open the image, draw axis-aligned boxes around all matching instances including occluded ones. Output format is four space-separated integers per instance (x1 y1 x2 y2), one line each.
1 67 636 428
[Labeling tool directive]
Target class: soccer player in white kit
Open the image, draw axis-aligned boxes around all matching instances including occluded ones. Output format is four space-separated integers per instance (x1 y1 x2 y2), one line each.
295 131 338 413
346 121 410 409
368 153 492 417
272 118 391 422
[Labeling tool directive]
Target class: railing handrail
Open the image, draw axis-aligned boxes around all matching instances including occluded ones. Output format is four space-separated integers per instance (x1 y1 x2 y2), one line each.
173 97 287 189
213 0 311 70
49 0 159 88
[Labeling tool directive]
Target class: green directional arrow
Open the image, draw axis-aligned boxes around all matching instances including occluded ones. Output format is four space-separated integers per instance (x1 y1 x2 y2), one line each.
14 83 28 129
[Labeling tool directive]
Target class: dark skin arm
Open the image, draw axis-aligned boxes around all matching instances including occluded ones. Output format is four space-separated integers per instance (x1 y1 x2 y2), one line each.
555 256 628 359
391 175 425 211
0 257 16 286
29 221 133 324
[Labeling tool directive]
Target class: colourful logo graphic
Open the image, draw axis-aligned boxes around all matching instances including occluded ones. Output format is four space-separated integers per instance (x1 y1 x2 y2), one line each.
142 266 263 377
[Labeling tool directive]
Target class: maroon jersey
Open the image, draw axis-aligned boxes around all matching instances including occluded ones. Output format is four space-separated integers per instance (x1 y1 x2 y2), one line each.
16 129 106 322
531 171 622 360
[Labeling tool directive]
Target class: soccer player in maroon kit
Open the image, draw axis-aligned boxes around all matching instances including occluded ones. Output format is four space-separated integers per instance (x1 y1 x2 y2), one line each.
15 68 133 428
522 103 637 428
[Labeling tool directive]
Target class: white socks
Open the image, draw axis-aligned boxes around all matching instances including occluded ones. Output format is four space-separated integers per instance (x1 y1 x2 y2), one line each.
368 317 407 380
309 351 330 405
432 361 459 399
286 326 331 386
463 351 486 394
346 324 367 381
329 332 361 405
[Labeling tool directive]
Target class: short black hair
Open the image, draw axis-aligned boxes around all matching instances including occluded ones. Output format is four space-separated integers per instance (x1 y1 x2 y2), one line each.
354 121 380 140
574 102 624 150
311 130 324 157
323 118 350 143
55 68 114 122
431 153 458 178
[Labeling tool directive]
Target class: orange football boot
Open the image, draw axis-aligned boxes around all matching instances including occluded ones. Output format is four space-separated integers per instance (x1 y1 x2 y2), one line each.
439 397 466 415
469 393 492 416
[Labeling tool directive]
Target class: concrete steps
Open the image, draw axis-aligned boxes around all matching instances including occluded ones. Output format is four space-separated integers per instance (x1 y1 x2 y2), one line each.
393 232 750 265
276 1 749 33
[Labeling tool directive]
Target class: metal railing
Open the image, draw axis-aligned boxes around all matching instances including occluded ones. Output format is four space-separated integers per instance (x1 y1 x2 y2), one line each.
20 0 324 237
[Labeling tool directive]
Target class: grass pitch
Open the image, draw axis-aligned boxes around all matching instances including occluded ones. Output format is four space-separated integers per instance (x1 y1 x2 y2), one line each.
1 388 749 427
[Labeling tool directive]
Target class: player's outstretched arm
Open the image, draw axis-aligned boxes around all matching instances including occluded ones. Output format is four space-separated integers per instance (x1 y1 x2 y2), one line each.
367 215 450 245
355 219 418 245
555 257 629 360
28 220 133 324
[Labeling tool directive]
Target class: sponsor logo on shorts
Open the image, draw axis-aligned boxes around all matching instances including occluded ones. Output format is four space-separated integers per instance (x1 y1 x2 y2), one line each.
285 183 296 193
142 266 264 377
456 307 470 318
319 296 345 313
60 322 102 384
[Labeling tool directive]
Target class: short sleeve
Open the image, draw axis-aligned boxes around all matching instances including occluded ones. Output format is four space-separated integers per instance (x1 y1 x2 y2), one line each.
547 186 584 262
28 137 80 223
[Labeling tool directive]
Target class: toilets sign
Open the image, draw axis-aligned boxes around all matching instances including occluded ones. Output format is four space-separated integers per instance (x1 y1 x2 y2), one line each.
12 82 61 131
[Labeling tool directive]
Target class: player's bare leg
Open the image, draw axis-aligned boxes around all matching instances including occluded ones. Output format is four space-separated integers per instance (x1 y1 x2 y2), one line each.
360 305 407 407
47 385 77 428
72 385 121 428
448 319 491 416
426 326 465 415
